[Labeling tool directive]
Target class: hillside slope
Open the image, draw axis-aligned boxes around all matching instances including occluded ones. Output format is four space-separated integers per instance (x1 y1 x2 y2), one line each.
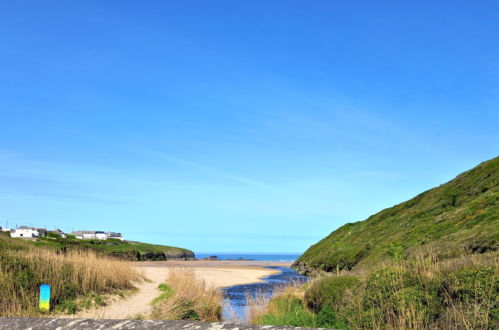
2 233 194 261
293 156 499 274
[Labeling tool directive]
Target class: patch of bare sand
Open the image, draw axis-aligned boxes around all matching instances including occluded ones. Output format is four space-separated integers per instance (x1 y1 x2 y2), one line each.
71 262 280 319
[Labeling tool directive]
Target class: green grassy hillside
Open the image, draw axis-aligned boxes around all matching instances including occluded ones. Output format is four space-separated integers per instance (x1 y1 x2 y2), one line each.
294 156 499 274
2 232 194 261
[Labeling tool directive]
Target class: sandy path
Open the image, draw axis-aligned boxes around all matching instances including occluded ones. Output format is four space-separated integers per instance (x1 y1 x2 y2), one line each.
72 264 279 319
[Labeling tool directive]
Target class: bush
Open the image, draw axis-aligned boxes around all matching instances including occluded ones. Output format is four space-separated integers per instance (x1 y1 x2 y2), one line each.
363 267 416 308
443 266 498 326
447 266 497 303
316 306 348 329
359 265 446 327
304 276 360 313
253 252 498 329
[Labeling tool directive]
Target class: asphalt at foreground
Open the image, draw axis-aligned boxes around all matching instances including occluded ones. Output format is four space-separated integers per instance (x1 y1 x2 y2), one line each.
0 317 325 330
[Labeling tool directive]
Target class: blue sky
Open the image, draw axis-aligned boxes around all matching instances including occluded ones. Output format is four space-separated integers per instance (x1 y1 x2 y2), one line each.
0 1 498 253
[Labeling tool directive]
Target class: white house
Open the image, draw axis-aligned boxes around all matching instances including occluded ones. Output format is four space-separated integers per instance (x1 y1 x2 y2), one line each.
106 232 124 241
10 226 39 238
71 230 107 240
72 231 95 239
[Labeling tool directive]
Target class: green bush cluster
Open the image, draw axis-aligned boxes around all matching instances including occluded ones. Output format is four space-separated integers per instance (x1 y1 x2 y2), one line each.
256 253 498 329
361 267 442 327
304 276 360 312
444 266 498 325
447 266 497 303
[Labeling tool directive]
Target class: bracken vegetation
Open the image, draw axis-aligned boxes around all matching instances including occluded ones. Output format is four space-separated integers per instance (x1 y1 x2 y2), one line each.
0 233 136 316
151 268 222 322
294 156 498 274
251 251 498 329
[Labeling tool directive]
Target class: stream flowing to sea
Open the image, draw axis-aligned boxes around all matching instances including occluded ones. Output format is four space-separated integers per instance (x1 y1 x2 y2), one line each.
196 253 308 323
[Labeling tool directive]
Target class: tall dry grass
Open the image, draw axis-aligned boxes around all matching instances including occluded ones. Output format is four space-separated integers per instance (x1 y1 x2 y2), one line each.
0 246 136 316
151 268 222 322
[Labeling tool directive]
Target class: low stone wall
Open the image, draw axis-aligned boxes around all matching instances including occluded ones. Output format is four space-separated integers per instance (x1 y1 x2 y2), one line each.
0 318 322 329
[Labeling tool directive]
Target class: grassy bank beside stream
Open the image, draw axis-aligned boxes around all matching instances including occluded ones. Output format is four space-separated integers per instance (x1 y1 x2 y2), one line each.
250 251 498 329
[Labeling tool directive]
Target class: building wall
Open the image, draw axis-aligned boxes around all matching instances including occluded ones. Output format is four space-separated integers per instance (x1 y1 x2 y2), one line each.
95 233 107 240
11 229 39 238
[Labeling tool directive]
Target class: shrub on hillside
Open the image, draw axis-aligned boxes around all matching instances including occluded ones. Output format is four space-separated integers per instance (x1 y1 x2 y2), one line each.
442 266 498 326
360 266 444 327
363 267 416 308
254 252 498 329
447 266 497 303
304 275 360 313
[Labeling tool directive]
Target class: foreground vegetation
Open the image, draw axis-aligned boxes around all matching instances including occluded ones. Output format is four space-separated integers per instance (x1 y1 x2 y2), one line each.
265 156 498 328
294 156 498 274
0 234 136 316
252 251 498 329
151 268 222 322
34 233 194 261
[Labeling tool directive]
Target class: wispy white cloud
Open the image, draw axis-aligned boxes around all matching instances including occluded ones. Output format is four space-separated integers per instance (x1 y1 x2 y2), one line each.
146 150 278 190
0 150 134 203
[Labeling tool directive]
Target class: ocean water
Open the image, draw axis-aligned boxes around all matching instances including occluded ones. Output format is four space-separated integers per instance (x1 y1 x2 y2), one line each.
195 253 301 261
221 266 308 322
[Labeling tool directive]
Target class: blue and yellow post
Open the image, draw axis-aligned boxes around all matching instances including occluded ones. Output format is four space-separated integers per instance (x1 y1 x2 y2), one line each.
39 284 50 312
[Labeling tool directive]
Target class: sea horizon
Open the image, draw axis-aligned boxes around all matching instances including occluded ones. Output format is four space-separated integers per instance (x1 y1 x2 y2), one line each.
195 252 301 262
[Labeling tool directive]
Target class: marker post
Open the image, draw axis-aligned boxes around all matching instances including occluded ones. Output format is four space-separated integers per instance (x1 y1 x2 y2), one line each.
39 284 50 312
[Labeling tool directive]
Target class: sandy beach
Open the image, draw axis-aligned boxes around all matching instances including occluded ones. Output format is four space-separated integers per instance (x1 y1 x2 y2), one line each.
72 260 289 319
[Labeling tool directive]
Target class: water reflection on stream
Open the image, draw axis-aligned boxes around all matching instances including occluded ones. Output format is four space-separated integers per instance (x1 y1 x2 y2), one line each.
221 266 308 322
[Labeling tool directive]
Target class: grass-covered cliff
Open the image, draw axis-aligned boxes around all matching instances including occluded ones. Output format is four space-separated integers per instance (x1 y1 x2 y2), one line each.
294 156 498 274
3 232 194 261
255 157 498 329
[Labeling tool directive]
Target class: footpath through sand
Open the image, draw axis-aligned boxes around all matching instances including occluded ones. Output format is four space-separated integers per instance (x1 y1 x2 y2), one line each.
70 260 290 319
